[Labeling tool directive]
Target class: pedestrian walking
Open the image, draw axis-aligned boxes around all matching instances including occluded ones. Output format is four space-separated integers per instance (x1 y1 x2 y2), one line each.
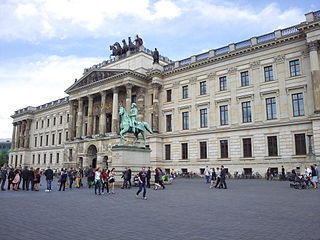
33 168 41 191
101 169 109 194
12 170 20 191
21 166 29 190
209 168 216 188
109 168 116 194
219 165 227 189
59 169 68 191
75 169 81 188
146 167 151 188
214 167 221 188
28 167 35 191
94 168 102 195
310 165 318 189
7 168 14 190
281 166 286 181
44 166 54 192
204 166 210 184
0 167 7 191
136 167 147 200
68 168 75 189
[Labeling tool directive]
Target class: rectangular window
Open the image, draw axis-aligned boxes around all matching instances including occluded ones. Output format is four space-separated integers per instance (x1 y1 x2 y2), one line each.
240 71 249 86
151 94 154 105
289 59 300 77
67 114 70 123
38 154 40 164
47 119 50 127
264 65 274 81
295 134 306 155
36 121 38 129
220 105 228 125
58 133 62 144
200 109 208 128
219 76 227 91
34 137 37 147
43 154 46 164
242 101 252 123
66 132 69 141
131 95 137 103
41 120 44 128
69 149 73 162
50 153 53 164
266 97 277 120
166 114 172 132
60 116 63 124
182 112 189 130
46 135 49 146
200 141 207 159
165 144 171 160
200 81 207 95
32 154 35 165
267 136 278 156
166 89 172 102
40 136 43 147
182 86 188 99
181 143 188 159
56 153 60 164
243 138 252 158
292 93 304 117
52 134 55 145
53 117 56 126
220 140 228 158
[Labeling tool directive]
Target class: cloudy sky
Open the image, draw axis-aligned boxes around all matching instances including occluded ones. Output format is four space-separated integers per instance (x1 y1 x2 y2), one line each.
0 0 319 138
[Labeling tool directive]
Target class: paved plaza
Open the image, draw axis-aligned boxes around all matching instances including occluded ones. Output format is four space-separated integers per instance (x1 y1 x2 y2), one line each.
0 178 319 240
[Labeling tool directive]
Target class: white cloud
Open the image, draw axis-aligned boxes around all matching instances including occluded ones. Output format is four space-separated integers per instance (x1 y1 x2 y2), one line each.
0 55 104 138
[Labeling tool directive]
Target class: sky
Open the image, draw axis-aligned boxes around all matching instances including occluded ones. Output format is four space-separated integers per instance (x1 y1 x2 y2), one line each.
0 0 319 138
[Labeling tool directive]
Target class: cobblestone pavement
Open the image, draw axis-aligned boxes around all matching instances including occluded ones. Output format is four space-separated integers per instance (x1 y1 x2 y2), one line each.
0 178 319 240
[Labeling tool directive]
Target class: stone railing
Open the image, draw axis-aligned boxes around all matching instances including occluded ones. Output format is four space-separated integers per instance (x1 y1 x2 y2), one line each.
179 57 192 66
235 40 251 50
196 52 209 61
257 32 275 43
215 46 229 55
281 26 298 36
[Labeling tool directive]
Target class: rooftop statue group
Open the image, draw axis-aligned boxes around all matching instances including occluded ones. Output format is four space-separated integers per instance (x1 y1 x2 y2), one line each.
118 103 153 147
110 35 143 57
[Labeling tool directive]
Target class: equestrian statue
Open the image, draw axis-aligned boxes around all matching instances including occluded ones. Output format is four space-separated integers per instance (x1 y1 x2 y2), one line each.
118 103 153 146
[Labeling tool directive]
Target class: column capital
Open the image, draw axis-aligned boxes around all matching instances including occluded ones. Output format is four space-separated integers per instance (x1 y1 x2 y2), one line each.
112 87 119 94
100 90 107 96
125 83 133 89
308 41 319 52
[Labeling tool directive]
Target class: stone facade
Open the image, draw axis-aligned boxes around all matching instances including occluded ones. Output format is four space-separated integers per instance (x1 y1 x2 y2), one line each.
9 10 320 175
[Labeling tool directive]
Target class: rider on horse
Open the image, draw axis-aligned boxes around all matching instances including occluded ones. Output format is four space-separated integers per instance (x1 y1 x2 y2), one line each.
129 103 138 132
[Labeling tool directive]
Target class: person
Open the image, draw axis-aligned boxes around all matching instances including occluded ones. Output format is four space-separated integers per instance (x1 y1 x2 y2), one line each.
74 169 81 188
127 167 132 189
68 168 75 189
101 169 109 194
21 166 29 190
281 166 286 181
33 168 41 191
44 166 54 192
0 167 7 191
86 167 94 188
121 167 128 189
214 167 221 188
266 168 271 180
94 168 102 195
59 169 68 191
12 170 20 191
133 174 139 187
28 167 35 191
219 165 227 189
170 169 175 180
7 168 14 190
310 165 318 189
158 168 166 189
209 168 216 189
204 166 210 184
146 167 151 188
316 164 320 186
109 168 116 194
136 167 147 200
129 103 138 132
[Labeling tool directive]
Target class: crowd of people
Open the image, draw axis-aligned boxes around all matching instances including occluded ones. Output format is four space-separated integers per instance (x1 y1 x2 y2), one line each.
204 165 228 189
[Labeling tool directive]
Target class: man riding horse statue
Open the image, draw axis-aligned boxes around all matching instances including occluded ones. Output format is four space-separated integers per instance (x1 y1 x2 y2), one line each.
119 103 153 146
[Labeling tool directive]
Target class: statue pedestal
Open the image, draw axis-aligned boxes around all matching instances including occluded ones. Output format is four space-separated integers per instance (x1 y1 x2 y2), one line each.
111 145 151 172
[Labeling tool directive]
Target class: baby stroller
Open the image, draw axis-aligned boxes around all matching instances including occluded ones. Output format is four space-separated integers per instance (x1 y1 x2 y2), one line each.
289 175 309 189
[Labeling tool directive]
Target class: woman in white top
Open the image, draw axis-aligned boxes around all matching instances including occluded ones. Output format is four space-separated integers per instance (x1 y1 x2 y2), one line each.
94 168 102 195
109 168 116 194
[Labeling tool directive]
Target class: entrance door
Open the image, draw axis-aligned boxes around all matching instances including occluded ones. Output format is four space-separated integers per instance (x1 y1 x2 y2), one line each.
87 145 98 168
92 158 97 168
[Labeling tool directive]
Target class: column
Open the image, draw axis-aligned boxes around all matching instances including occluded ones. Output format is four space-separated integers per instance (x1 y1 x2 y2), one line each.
125 84 132 113
87 95 94 136
152 84 160 133
11 123 16 150
24 119 31 148
308 41 320 113
99 90 107 135
16 122 21 148
68 100 76 140
76 98 84 138
137 87 145 121
112 88 119 133
19 121 25 148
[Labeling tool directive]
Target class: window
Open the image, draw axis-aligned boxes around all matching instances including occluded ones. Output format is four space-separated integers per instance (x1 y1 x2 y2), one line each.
295 134 306 155
32 155 35 165
182 112 189 130
52 134 55 145
243 138 252 157
20 155 22 164
242 101 252 123
240 71 249 86
131 95 137 103
266 97 277 120
69 149 73 162
53 117 56 126
220 140 228 158
37 154 40 164
66 131 69 141
220 105 228 125
151 94 154 105
40 136 43 147
36 121 38 129
219 76 227 91
58 133 62 144
46 135 49 146
264 66 274 81
181 143 188 159
267 136 278 156
41 120 44 128
43 154 46 164
292 93 304 117
166 89 172 102
200 109 208 128
289 59 300 77
34 137 37 147
50 153 53 164
67 114 70 123
200 81 207 95
60 116 63 124
166 114 172 132
182 86 188 99
200 141 207 159
47 119 50 127
165 144 171 160
56 153 60 164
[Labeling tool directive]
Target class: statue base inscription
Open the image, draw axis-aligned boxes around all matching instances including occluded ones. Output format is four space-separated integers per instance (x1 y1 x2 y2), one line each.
111 145 151 172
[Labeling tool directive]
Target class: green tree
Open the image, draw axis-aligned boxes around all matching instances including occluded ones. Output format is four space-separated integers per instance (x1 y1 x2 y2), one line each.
0 149 9 166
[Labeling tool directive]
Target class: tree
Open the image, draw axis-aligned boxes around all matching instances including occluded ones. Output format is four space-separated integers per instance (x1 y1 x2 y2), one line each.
0 149 9 166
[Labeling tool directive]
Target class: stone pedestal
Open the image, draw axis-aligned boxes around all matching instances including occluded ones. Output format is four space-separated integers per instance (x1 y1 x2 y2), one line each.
111 145 151 173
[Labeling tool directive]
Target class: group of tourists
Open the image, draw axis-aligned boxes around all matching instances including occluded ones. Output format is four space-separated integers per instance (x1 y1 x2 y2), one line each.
204 165 228 189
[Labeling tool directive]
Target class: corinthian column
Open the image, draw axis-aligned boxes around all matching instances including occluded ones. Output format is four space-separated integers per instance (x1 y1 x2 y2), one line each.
125 84 132 113
20 121 25 148
308 41 320 113
16 122 21 148
24 119 31 148
11 123 16 150
112 88 119 133
87 95 94 136
68 100 76 140
76 98 84 138
152 84 161 133
99 90 107 135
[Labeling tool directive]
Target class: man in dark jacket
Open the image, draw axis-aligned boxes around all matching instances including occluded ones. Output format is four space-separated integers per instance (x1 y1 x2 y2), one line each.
219 165 227 189
7 168 14 190
146 167 151 188
44 166 54 192
127 167 132 189
21 166 29 191
0 167 7 191
28 167 35 191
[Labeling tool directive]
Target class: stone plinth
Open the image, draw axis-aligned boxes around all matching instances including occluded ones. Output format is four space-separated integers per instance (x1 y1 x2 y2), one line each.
111 145 151 172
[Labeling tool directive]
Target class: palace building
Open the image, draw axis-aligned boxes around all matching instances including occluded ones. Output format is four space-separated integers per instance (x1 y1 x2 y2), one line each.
9 10 320 175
